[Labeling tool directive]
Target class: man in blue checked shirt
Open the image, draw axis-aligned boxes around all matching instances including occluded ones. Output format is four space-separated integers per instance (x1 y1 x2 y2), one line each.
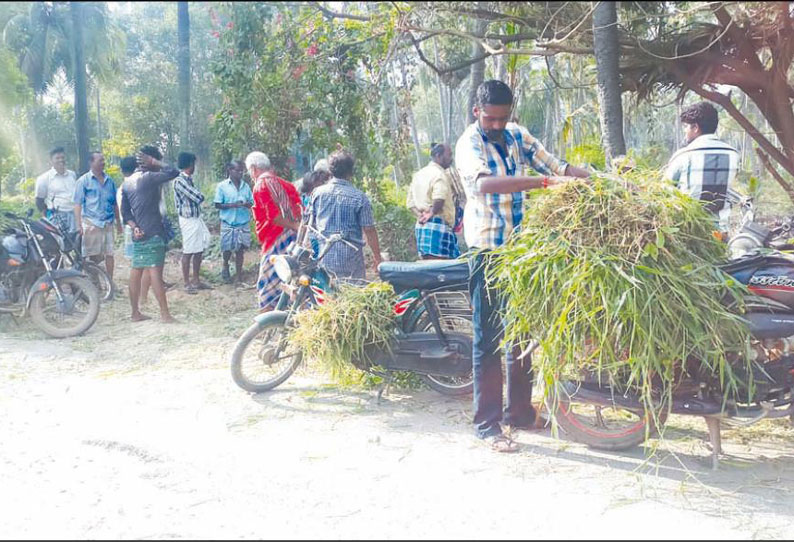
455 80 590 453
308 149 383 282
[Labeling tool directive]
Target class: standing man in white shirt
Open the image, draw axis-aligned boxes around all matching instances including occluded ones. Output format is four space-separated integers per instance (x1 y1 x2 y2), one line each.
665 102 739 232
35 146 78 233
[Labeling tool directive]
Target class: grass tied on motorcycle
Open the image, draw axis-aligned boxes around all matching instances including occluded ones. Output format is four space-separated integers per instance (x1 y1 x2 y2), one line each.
488 172 755 431
288 280 397 383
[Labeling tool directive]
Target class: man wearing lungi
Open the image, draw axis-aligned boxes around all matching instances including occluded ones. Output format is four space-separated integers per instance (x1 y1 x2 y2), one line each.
214 160 254 284
245 151 302 312
407 142 461 259
174 152 211 294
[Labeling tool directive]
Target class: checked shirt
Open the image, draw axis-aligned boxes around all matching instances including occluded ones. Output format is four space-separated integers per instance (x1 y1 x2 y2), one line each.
173 171 205 218
308 177 375 280
455 121 568 250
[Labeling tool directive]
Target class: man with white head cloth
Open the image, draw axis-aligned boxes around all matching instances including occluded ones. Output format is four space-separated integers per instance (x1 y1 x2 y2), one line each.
245 151 302 312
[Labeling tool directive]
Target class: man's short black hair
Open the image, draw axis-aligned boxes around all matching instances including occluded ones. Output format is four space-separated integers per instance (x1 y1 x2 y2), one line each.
89 151 103 164
680 102 719 135
430 142 445 158
476 80 514 107
226 159 243 174
120 156 137 176
328 150 355 179
139 144 163 161
177 152 196 170
49 146 65 157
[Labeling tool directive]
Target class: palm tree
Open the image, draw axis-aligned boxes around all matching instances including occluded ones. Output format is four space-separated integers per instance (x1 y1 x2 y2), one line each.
3 1 124 170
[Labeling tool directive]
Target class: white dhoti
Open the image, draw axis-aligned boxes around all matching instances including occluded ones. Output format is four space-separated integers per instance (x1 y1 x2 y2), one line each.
179 216 211 254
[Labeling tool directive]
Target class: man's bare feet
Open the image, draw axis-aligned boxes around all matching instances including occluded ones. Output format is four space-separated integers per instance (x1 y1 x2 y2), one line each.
161 315 178 324
131 312 152 322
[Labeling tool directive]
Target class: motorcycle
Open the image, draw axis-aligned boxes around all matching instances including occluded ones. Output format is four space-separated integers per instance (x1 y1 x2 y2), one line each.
1 210 100 338
230 217 473 396
47 208 115 303
548 192 794 468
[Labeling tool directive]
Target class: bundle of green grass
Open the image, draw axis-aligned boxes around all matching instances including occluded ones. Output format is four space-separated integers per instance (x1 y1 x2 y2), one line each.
289 281 397 385
488 172 752 417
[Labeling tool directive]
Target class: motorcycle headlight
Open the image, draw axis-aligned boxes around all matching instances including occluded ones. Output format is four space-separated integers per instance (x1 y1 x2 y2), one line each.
270 255 296 283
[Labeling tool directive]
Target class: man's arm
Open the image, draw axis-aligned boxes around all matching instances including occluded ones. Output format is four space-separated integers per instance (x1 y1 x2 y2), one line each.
35 175 48 214
175 176 205 204
74 204 83 234
272 214 300 232
364 226 383 269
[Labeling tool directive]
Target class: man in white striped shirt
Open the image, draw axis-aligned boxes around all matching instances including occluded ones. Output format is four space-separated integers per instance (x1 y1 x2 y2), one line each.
665 102 739 232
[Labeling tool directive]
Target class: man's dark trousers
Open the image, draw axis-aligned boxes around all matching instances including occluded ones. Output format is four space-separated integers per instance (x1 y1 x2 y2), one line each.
468 250 535 438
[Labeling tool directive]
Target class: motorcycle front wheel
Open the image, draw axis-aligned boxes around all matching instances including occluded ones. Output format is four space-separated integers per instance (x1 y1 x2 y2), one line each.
28 275 100 338
548 381 667 451
231 311 303 393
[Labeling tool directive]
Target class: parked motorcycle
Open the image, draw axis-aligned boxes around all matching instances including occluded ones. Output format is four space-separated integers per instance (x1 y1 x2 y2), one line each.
47 209 115 303
230 218 473 396
549 193 794 468
0 210 100 338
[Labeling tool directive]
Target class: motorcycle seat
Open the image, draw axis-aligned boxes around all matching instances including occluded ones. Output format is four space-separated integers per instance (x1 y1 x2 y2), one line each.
378 260 469 292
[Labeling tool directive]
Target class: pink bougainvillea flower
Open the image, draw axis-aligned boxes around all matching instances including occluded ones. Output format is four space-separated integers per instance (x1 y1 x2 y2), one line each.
306 43 318 56
211 30 220 38
226 21 234 29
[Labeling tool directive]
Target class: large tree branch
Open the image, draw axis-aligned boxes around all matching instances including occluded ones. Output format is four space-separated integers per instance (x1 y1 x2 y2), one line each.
304 1 372 22
710 2 766 74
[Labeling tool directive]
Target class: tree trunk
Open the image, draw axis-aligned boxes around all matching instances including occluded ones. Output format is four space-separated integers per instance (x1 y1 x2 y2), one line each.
466 15 488 123
399 56 423 169
70 1 90 174
592 1 626 164
177 1 191 150
432 38 448 143
95 83 102 150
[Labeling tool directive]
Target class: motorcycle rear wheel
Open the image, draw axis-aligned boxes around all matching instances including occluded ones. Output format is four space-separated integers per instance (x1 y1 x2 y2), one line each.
28 276 100 338
231 311 302 393
548 381 667 451
409 309 473 396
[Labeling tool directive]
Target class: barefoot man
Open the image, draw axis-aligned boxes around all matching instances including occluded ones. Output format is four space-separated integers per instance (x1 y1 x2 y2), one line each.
121 145 180 323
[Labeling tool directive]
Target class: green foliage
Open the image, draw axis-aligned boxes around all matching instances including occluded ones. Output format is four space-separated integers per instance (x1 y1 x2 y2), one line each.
490 173 753 431
569 138 606 171
366 177 417 262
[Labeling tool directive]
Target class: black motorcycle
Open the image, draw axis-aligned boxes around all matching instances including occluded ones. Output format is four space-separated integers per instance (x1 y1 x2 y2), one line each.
1 211 100 338
230 221 473 396
549 193 794 468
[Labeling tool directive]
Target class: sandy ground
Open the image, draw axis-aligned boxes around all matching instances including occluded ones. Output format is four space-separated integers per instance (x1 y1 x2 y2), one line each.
1 250 794 539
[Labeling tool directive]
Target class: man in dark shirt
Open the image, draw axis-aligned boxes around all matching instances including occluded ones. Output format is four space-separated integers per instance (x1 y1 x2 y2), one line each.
121 145 180 323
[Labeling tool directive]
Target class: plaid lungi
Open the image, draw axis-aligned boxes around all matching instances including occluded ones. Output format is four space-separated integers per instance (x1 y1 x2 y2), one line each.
256 231 296 310
415 216 460 259
220 222 251 252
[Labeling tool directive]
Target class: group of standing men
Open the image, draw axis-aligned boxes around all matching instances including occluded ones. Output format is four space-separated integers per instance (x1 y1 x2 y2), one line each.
33 77 738 451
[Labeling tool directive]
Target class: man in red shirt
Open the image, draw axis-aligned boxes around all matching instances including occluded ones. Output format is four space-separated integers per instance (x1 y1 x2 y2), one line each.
245 151 302 312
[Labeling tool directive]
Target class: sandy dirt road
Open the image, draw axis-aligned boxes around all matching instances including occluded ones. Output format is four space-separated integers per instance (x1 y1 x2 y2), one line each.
1 253 794 539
